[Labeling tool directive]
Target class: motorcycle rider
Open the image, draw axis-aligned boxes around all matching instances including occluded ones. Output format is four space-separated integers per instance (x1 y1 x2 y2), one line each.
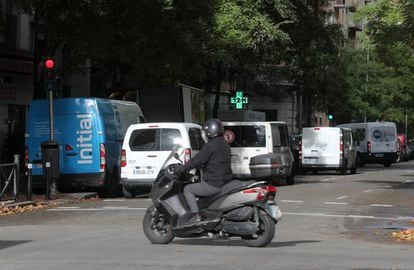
177 118 233 226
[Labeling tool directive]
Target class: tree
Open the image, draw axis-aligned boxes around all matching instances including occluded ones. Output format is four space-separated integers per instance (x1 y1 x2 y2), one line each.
343 0 414 133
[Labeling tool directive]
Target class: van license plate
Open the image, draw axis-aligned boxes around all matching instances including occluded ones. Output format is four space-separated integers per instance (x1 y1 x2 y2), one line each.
133 169 155 175
375 154 384 157
34 163 43 169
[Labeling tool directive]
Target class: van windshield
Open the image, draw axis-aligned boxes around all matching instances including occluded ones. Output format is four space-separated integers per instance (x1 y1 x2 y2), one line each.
129 128 182 151
224 125 266 147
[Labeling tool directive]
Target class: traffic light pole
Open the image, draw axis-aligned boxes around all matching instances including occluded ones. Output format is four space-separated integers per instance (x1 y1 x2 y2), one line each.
49 89 54 141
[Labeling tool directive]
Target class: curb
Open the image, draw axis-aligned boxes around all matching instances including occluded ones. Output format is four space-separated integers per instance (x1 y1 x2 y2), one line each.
2 192 98 208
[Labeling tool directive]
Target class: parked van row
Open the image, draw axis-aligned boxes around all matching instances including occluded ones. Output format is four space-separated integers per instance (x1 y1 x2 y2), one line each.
25 99 296 198
26 97 398 198
296 121 398 174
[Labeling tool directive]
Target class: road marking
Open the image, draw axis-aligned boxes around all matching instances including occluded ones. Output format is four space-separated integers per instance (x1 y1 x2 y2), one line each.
335 196 347 200
370 204 393 208
321 178 335 182
47 207 414 222
381 185 392 188
324 202 348 205
404 180 413 183
103 199 126 202
363 190 373 193
55 206 80 209
283 212 412 221
280 200 303 203
102 206 129 209
47 207 148 212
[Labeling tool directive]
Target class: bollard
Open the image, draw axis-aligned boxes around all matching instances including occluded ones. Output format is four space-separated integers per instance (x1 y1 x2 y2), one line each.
45 162 51 200
27 163 32 201
13 154 20 201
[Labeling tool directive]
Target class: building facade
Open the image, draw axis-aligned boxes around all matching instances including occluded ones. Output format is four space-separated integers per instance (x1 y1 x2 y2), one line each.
0 1 33 163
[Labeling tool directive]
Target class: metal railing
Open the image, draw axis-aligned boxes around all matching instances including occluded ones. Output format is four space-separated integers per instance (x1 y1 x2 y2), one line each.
0 154 33 203
0 162 19 202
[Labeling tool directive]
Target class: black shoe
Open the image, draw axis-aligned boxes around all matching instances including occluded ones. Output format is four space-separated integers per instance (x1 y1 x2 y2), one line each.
184 213 202 227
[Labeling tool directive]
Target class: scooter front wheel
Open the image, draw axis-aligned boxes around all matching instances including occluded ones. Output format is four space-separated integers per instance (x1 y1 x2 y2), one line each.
242 210 275 247
143 210 174 244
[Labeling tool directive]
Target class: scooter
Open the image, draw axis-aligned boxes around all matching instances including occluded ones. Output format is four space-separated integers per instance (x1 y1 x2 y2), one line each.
142 147 282 247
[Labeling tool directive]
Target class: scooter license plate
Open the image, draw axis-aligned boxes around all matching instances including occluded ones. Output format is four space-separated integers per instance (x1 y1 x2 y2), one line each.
267 204 282 221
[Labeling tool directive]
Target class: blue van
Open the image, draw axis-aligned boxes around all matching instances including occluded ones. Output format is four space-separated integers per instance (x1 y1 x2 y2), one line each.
25 98 145 196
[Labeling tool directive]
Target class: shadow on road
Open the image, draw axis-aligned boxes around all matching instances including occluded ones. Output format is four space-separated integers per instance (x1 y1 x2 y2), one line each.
355 180 414 190
171 238 320 247
0 240 32 251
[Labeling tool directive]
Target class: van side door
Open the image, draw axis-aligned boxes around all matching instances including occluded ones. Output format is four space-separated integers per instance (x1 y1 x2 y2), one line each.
270 123 293 172
343 129 356 168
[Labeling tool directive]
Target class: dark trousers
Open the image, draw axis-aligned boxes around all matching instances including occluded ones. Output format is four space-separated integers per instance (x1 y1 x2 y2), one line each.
183 181 220 213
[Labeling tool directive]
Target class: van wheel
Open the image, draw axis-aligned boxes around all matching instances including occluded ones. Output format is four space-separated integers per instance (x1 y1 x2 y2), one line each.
122 185 135 198
356 156 365 167
286 172 295 185
383 162 392 167
350 163 357 174
340 161 347 175
103 170 120 198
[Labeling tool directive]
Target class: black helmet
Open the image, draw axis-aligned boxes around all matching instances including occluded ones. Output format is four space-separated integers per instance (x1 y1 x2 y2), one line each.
203 118 224 139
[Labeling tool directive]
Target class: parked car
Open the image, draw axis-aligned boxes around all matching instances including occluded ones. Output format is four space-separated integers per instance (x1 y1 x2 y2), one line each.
301 127 357 174
222 121 294 185
397 134 409 162
120 122 205 198
337 121 398 167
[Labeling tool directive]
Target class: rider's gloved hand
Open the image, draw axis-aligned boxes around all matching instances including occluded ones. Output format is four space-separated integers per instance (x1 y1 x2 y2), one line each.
175 165 187 175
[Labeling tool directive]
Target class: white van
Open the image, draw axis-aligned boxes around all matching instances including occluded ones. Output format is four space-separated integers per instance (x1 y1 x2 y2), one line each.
120 122 205 197
301 127 357 174
337 121 398 167
222 121 294 185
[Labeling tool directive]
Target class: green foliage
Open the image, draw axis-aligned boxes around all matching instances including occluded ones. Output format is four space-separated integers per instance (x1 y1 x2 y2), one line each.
342 0 414 133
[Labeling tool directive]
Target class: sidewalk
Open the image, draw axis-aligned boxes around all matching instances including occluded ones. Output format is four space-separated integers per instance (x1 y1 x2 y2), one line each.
1 192 98 215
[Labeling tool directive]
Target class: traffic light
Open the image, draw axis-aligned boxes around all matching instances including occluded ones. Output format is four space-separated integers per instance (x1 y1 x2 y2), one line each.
328 114 334 120
44 58 57 92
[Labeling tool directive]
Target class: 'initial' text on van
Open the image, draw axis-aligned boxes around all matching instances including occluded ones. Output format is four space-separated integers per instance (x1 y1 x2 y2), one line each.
77 115 93 164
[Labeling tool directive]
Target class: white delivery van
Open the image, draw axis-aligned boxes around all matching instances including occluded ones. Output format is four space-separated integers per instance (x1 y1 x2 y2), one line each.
301 127 357 174
120 122 205 197
222 121 294 185
337 121 398 167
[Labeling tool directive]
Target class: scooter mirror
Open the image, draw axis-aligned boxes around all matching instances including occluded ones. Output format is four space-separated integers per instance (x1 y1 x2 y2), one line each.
174 153 182 163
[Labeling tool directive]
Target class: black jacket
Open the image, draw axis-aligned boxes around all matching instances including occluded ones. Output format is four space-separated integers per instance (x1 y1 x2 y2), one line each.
182 135 233 188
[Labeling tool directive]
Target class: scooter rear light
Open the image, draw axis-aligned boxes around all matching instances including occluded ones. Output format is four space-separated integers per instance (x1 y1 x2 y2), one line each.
184 148 191 165
264 185 277 195
100 143 106 172
242 188 265 201
120 149 127 167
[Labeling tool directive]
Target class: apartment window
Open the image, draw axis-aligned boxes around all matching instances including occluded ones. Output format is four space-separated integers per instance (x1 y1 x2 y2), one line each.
4 14 17 49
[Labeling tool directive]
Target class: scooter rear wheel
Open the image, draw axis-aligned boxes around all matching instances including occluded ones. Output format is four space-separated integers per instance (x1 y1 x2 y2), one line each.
242 210 275 247
143 211 174 244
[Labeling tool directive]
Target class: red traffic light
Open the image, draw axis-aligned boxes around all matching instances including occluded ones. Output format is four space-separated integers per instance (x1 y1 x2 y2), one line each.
45 59 55 69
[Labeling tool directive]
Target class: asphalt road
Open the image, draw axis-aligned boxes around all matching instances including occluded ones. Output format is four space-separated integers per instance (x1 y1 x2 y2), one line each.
1 162 414 270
